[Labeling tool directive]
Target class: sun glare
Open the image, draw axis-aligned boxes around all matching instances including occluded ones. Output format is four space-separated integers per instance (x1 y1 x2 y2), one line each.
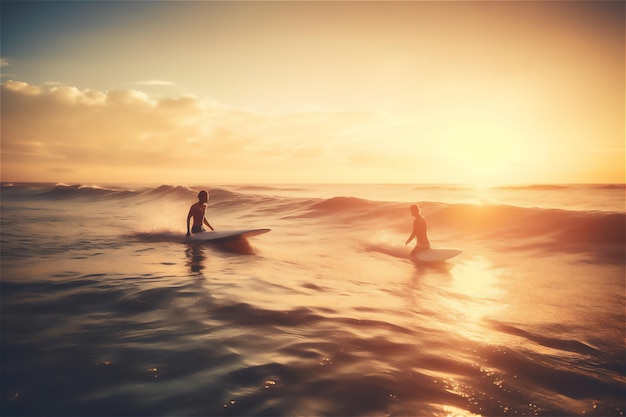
444 137 527 187
442 257 510 345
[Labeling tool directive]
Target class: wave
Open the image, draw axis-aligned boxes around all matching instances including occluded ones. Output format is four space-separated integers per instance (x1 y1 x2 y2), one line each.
3 183 624 249
39 183 135 199
495 184 570 191
27 183 252 203
308 196 381 213
1 183 214 201
305 201 625 260
139 184 195 199
494 183 625 191
298 198 625 245
428 203 625 245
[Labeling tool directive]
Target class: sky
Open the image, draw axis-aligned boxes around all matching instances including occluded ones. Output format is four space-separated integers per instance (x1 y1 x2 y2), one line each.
1 0 624 185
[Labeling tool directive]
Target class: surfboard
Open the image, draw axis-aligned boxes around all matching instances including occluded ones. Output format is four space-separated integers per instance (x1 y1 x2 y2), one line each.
188 228 271 242
411 248 462 262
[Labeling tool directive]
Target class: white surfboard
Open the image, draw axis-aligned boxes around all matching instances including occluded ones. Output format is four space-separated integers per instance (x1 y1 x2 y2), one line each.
412 248 462 262
188 228 271 242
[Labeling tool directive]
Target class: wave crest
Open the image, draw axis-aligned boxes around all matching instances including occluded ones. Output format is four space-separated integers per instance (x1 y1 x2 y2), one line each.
3 183 623 250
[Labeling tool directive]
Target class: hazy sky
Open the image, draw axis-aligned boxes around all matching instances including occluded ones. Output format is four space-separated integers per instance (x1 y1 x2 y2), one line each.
1 0 624 185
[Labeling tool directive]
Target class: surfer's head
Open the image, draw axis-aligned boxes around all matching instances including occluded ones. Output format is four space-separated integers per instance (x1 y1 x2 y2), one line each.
410 204 420 217
198 190 209 203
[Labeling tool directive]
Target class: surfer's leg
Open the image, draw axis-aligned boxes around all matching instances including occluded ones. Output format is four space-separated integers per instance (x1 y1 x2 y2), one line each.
410 245 429 256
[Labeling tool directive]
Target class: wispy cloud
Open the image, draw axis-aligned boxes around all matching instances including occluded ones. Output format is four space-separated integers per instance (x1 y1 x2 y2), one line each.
0 58 17 78
44 81 67 87
135 80 177 86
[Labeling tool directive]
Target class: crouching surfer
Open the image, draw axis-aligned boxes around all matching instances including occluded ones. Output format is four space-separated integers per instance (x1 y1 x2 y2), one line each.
405 204 430 256
186 190 215 236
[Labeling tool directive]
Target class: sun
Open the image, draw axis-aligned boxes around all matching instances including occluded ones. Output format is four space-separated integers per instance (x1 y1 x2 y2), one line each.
445 134 528 187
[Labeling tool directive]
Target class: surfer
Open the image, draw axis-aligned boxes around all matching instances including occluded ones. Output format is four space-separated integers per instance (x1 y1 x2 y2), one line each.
186 190 214 236
406 204 430 256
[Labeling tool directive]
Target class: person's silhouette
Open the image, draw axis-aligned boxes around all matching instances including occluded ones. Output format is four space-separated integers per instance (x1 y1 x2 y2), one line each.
186 190 214 236
405 204 430 256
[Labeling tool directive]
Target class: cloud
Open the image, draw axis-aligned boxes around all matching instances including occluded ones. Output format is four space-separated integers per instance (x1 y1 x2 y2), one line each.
0 58 18 79
1 80 425 182
44 81 67 87
3 80 42 95
135 80 176 86
135 80 177 86
2 81 193 168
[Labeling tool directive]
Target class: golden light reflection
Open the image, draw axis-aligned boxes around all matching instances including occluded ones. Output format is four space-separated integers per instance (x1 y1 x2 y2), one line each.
442 257 510 345
441 404 482 417
450 257 503 299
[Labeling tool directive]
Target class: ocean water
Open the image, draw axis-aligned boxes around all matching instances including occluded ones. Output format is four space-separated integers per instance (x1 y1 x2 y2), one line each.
1 183 624 417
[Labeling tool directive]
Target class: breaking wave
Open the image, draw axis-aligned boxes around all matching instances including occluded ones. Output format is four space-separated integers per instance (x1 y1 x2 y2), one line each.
3 182 624 249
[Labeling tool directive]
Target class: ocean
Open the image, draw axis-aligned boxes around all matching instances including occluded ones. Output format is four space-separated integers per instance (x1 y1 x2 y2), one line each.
1 183 624 416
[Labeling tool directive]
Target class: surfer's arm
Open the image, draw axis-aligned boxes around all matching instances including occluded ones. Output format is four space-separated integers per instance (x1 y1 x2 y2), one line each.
406 219 418 245
186 210 193 236
203 217 214 231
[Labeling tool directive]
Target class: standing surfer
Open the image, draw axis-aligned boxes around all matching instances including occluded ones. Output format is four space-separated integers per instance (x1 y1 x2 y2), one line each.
406 204 430 256
186 190 214 236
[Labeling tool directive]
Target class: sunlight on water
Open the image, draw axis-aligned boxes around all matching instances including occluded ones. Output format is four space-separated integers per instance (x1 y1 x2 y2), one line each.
441 404 482 417
1 183 623 416
443 257 509 345
450 257 504 299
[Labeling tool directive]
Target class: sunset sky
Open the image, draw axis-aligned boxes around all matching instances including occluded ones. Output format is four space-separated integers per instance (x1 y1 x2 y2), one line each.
1 1 624 185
